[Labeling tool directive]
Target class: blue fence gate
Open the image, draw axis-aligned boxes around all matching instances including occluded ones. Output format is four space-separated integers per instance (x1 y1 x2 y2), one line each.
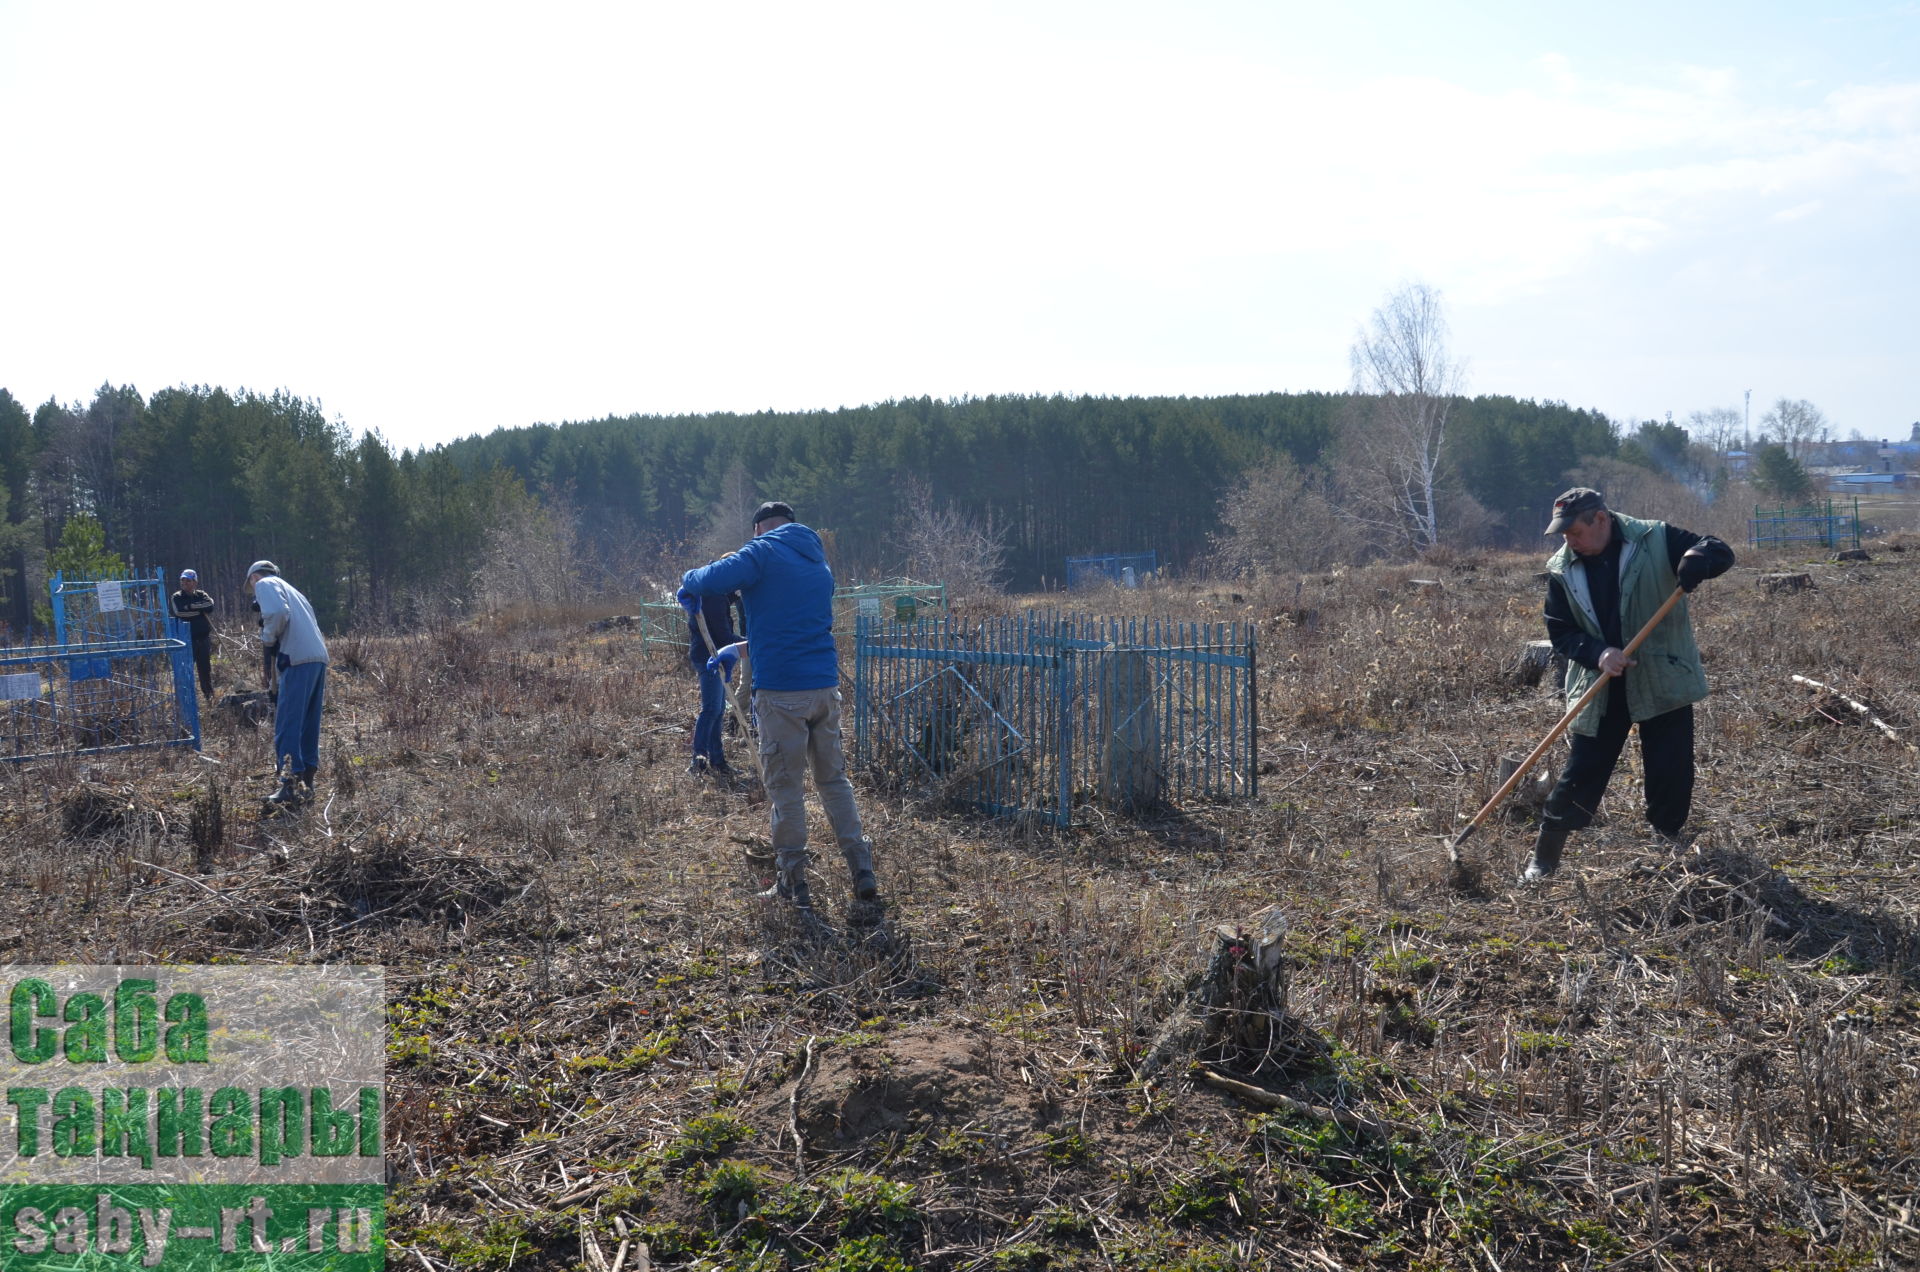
853 610 1256 825
0 569 201 763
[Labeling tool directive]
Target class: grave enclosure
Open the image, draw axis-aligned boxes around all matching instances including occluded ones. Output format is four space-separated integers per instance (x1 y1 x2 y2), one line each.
0 570 201 763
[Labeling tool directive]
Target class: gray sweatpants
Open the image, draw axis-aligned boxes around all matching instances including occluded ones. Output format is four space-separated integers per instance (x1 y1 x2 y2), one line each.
754 686 867 869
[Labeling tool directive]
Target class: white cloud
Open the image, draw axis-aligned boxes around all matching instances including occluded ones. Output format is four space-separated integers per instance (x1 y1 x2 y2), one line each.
1771 199 1825 221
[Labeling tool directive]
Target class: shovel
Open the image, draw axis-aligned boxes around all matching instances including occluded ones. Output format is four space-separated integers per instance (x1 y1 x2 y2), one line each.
693 608 764 780
1447 586 1685 878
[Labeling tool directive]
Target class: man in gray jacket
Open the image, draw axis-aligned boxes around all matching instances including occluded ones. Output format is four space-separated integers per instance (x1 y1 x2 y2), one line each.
246 561 330 806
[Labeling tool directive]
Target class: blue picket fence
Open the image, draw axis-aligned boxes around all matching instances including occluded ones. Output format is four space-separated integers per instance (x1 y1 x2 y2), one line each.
0 569 201 763
852 611 1256 825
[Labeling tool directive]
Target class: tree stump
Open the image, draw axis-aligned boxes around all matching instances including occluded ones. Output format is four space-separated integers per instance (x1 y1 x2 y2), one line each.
220 690 274 728
1097 650 1163 813
1495 753 1556 816
1512 640 1566 689
1760 573 1814 594
1137 913 1302 1083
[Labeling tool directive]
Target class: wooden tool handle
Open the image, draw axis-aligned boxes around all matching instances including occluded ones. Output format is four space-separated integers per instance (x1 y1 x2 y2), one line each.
694 608 764 779
1451 586 1684 851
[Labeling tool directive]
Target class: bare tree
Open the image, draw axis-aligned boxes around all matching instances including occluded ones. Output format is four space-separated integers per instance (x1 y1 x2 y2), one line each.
1207 454 1356 577
472 492 583 614
692 462 761 565
1341 283 1466 555
1563 456 1744 542
894 478 1008 599
1760 398 1829 463
1686 406 1745 459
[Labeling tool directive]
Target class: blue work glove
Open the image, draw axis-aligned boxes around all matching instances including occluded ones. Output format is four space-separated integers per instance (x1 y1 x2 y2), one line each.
677 586 701 617
706 642 746 681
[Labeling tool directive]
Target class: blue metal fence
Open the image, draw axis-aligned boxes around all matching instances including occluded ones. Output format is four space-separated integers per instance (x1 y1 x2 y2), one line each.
852 611 1256 825
0 569 201 762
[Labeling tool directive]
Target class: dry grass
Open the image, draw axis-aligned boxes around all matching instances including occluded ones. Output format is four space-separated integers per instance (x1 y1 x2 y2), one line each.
1 536 1916 1270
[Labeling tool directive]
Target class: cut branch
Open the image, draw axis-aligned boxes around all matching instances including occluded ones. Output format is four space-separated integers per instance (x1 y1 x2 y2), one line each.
1791 675 1917 756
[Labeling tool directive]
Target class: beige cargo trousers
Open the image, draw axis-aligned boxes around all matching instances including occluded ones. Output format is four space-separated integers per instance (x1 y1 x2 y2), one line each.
754 686 878 905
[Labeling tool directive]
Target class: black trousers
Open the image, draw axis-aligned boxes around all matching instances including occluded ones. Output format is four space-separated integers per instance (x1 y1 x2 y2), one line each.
1542 680 1694 837
191 630 213 697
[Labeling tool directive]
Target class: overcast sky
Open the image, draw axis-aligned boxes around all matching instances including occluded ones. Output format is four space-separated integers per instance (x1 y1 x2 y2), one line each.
2 0 1915 452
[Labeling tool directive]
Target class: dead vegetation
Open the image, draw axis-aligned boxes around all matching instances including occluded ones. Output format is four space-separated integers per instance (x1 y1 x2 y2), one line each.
0 537 1916 1270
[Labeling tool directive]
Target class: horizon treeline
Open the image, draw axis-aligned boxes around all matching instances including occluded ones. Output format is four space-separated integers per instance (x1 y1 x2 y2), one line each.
0 383 1638 635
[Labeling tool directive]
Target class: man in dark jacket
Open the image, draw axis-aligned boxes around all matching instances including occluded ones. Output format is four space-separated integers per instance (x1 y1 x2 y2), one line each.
169 569 216 697
684 591 740 776
680 501 878 911
1526 488 1735 881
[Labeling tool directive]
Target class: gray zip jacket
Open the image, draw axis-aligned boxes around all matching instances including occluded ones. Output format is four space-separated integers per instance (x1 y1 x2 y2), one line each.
254 576 330 667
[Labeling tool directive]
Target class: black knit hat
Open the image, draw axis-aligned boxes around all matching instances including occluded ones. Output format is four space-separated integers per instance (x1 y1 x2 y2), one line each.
751 501 796 528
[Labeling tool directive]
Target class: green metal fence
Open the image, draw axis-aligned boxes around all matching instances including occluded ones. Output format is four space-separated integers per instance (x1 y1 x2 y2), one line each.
1749 498 1861 549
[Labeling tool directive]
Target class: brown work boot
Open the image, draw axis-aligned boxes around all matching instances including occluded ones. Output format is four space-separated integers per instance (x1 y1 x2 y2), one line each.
757 860 812 911
842 837 879 901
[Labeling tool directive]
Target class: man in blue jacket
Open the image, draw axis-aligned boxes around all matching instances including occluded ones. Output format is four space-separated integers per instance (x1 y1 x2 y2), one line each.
680 502 879 911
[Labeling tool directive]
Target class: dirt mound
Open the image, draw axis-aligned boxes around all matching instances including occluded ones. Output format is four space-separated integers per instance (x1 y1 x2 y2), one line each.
60 782 141 837
305 837 517 928
779 1023 1043 1148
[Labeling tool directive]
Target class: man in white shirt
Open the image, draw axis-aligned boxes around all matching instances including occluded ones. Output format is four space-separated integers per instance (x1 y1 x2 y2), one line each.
245 560 331 806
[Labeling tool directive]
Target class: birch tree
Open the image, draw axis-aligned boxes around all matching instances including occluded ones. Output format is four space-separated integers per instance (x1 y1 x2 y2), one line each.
1341 283 1466 555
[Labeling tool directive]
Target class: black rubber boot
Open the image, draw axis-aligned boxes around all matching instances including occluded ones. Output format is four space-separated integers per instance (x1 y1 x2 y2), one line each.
1521 827 1569 883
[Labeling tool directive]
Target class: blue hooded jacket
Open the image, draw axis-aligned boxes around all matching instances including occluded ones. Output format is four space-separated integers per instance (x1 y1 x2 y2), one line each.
681 522 838 692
